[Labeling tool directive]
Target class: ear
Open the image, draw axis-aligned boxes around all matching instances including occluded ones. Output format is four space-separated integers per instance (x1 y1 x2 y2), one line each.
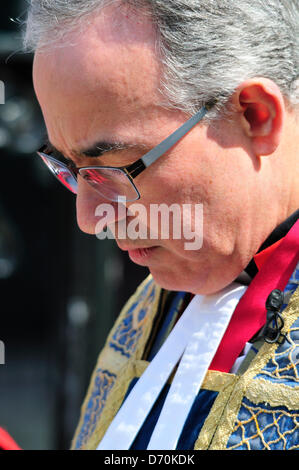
232 78 285 156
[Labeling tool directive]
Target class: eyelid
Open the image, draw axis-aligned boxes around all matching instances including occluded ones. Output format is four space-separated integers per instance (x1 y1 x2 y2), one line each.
77 146 134 161
50 148 76 166
80 144 127 158
43 138 76 166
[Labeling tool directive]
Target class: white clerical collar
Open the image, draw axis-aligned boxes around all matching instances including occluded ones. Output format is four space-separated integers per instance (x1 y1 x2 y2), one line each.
97 282 247 450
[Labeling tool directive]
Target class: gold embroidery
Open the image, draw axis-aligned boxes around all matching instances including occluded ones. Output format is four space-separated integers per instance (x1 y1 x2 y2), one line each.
84 361 143 450
246 378 299 409
194 373 239 450
228 402 299 450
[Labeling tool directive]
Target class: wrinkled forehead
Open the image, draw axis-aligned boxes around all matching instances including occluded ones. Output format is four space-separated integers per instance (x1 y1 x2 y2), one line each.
33 4 162 131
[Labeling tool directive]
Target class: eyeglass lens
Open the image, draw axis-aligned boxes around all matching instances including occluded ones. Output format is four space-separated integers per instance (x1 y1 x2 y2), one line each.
39 153 139 202
39 153 78 194
79 168 139 202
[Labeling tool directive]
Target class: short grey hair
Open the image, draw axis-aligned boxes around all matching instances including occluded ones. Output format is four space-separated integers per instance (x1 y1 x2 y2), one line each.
23 0 299 118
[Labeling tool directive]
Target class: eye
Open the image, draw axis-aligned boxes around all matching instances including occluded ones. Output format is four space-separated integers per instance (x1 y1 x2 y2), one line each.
81 169 108 184
82 172 93 181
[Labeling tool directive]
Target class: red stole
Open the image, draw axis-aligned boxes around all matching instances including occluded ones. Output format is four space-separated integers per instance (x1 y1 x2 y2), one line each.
209 220 299 373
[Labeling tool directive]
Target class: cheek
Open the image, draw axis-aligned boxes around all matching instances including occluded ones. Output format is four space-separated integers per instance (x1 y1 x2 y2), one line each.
138 159 206 206
130 157 210 243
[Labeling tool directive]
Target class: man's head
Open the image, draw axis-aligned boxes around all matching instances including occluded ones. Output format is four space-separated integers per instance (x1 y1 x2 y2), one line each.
27 0 299 294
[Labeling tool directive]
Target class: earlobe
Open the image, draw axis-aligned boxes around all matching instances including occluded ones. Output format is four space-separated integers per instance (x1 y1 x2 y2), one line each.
233 78 285 156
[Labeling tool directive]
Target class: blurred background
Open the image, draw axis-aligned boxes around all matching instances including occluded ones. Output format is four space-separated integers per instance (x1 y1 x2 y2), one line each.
0 2 148 450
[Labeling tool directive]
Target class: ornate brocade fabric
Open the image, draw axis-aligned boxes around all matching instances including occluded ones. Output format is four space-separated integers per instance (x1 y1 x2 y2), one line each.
71 262 299 450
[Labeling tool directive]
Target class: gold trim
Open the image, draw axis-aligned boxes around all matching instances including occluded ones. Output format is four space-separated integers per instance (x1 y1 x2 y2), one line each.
114 361 236 391
194 374 239 450
246 378 299 409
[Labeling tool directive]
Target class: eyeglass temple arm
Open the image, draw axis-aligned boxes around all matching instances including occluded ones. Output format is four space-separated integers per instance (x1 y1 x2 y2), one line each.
141 105 209 168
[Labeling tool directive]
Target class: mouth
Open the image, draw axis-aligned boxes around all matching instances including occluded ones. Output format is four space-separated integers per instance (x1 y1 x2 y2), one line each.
117 244 159 265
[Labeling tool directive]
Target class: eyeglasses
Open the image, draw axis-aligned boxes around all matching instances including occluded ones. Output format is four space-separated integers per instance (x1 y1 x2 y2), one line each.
37 104 210 202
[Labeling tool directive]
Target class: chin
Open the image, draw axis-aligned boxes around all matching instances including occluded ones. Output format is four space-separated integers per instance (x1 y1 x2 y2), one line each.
149 267 202 294
149 264 234 296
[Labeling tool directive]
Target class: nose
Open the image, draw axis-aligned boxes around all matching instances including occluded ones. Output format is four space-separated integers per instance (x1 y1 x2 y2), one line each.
76 177 127 235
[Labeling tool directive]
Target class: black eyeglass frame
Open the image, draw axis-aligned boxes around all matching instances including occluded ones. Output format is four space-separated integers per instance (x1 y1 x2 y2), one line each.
37 104 212 201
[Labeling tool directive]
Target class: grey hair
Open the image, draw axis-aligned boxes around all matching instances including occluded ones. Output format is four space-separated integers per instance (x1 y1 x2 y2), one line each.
23 0 299 118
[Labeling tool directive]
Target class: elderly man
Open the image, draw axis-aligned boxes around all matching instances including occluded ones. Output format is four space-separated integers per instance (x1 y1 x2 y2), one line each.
25 0 299 450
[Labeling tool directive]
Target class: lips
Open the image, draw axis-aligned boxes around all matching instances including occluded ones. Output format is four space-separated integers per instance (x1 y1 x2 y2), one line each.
116 244 159 265
117 243 157 252
128 246 158 263
128 247 155 256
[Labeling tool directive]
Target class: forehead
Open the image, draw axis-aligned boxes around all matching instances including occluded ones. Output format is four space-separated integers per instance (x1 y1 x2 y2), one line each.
33 5 163 149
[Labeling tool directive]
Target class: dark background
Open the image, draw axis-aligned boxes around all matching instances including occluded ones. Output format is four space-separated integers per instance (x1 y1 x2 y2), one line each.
0 2 148 450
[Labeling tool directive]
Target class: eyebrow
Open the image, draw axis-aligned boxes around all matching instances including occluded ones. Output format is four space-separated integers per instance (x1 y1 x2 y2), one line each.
45 136 148 162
